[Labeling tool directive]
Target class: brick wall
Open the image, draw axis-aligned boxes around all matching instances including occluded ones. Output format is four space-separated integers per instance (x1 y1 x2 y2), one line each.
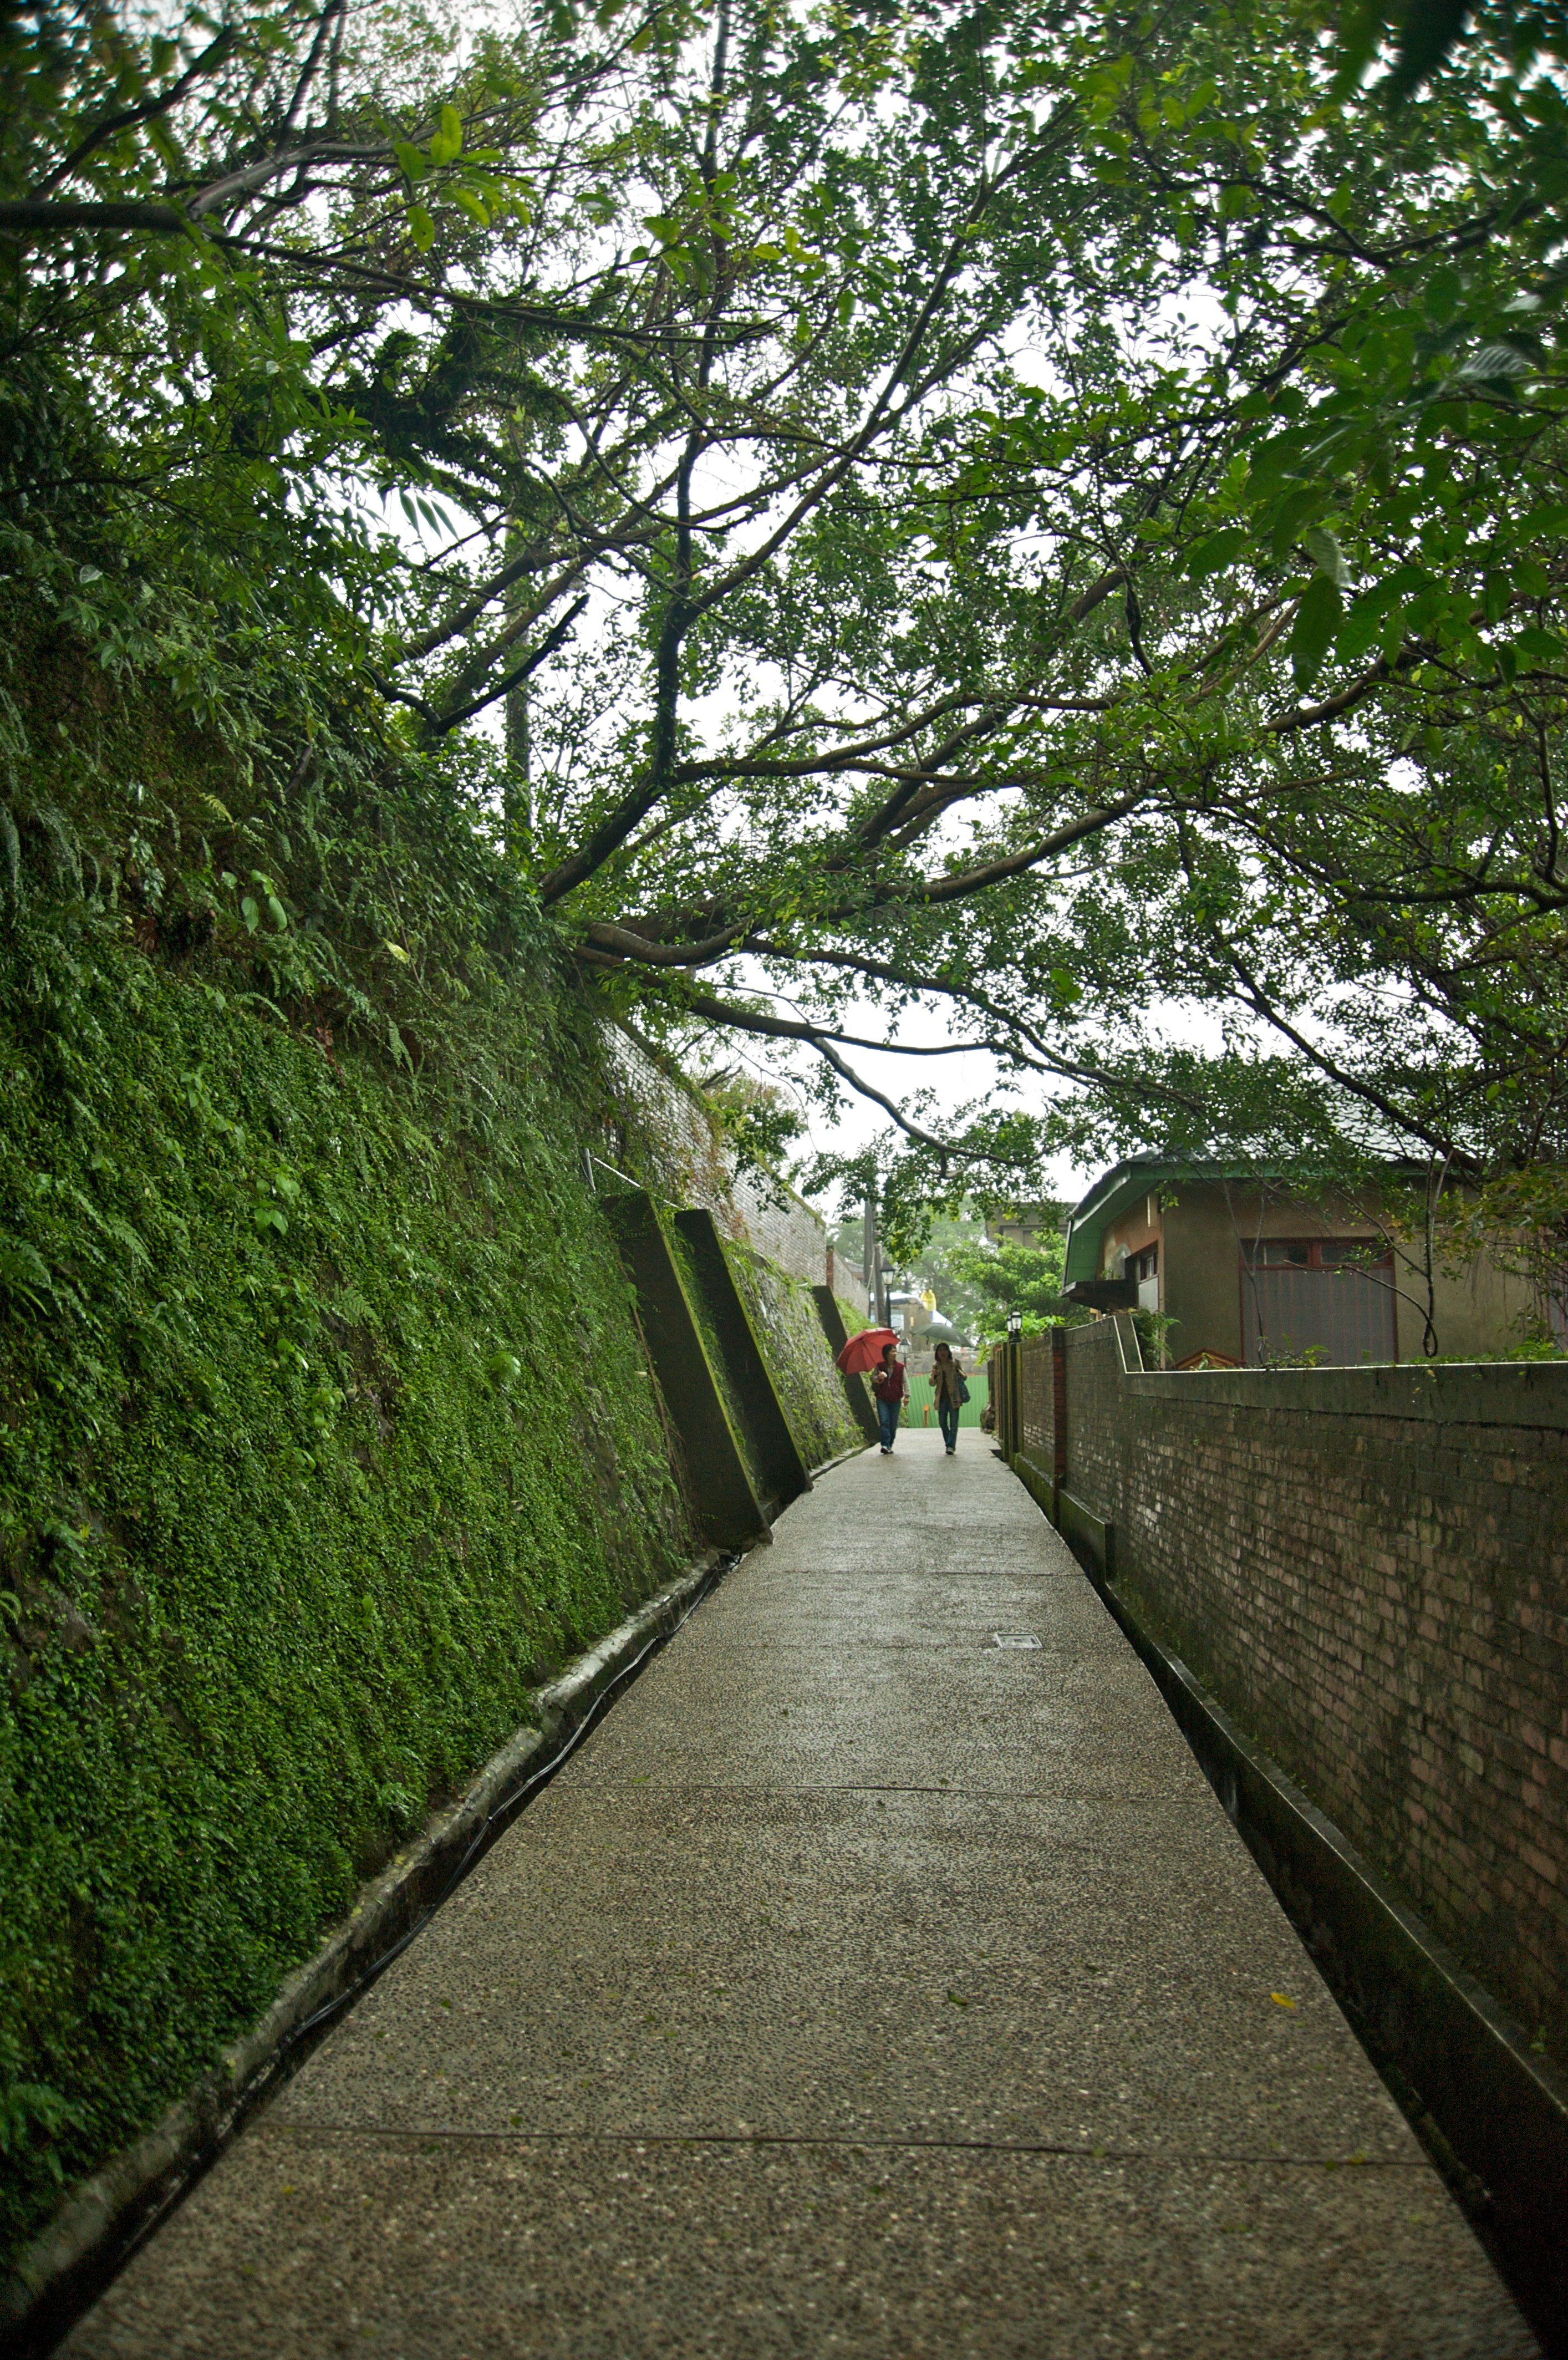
730 1164 833 1290
603 1027 833 1289
1016 1332 1064 1489
1016 1319 1568 2058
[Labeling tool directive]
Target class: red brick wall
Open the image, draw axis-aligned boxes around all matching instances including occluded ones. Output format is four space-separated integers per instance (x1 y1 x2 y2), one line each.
1015 1331 1065 1489
1027 1319 1568 2057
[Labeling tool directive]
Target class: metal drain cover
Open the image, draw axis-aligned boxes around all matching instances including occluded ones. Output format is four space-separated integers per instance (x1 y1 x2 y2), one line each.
992 1632 1041 1649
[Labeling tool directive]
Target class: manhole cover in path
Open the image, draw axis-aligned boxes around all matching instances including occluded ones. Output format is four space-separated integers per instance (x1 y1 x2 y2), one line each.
992 1632 1041 1649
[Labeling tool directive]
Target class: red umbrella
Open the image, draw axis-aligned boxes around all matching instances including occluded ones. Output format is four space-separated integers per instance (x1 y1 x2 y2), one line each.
835 1326 899 1375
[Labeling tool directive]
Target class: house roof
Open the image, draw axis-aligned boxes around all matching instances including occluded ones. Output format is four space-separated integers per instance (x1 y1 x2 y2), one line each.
1062 1152 1428 1284
1062 1156 1203 1284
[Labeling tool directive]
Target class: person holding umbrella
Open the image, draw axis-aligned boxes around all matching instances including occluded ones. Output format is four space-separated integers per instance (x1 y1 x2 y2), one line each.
871 1339 905 1454
832 1325 903 1455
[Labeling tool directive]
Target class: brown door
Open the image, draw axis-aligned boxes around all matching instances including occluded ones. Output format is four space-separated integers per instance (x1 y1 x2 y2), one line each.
1239 1240 1397 1366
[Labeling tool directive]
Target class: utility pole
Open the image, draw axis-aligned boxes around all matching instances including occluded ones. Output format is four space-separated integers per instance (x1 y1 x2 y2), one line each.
863 1188 887 1327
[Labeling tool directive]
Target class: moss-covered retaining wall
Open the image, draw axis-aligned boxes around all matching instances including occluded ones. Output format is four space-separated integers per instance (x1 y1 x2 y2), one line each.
727 1242 864 1472
0 923 701 2269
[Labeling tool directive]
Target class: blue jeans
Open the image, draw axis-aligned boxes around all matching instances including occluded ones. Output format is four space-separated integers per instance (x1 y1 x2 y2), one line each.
938 1400 960 1451
877 1397 898 1449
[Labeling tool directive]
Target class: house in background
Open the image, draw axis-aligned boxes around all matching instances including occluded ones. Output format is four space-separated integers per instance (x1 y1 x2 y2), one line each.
985 1202 1070 1252
1061 1156 1537 1367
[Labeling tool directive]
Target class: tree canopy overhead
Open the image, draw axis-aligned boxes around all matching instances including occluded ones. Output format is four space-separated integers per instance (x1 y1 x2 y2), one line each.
6 0 1568 1232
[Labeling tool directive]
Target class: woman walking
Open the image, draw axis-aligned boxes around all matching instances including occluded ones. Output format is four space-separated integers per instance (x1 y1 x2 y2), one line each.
932 1341 965 1456
872 1340 905 1454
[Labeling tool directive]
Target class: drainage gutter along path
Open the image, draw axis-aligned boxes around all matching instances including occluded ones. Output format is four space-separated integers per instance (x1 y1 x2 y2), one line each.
64 1438 1535 2359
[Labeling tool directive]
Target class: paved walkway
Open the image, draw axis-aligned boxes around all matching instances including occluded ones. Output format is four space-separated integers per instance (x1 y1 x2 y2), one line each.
67 1435 1535 2358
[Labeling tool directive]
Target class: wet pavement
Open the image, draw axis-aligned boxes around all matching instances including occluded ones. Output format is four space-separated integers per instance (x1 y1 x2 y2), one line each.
63 1433 1537 2357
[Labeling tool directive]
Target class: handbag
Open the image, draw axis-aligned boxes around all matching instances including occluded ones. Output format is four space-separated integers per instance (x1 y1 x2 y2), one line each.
955 1374 971 1405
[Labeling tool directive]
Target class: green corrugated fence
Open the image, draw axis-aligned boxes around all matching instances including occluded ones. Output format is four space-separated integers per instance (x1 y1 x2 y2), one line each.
903 1371 987 1430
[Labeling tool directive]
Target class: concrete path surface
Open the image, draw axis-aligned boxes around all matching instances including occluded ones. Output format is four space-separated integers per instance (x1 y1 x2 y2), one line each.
64 1434 1536 2359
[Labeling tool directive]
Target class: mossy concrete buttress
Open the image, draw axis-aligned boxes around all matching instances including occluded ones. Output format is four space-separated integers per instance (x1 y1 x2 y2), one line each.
602 1191 769 1550
672 1210 811 1519
808 1284 880 1445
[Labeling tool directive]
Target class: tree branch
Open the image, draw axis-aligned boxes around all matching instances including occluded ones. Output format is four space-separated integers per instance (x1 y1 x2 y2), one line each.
887 789 1149 908
36 28 236 195
1217 940 1484 1178
670 990 985 1165
0 199 195 237
427 596 589 736
745 940 1209 1113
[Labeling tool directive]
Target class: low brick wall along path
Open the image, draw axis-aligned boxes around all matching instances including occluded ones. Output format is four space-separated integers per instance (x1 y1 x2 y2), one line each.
62 1436 1535 2358
1008 1326 1568 2066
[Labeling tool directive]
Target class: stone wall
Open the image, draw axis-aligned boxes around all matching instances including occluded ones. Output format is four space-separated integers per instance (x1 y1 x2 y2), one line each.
999 1322 1568 2061
730 1166 833 1291
726 1244 864 1472
602 1026 837 1291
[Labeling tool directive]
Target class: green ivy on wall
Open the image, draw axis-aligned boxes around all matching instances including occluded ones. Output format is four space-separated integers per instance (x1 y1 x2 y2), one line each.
725 1246 860 1473
0 913 690 2266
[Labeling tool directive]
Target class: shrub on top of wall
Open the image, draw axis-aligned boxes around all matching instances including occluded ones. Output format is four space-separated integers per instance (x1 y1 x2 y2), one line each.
0 912 690 2267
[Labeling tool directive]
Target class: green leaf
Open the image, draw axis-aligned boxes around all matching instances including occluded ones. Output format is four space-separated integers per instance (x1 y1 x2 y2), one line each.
394 140 427 185
1424 265 1462 324
1185 527 1248 581
1245 429 1306 495
408 204 435 252
1511 625 1565 665
429 104 464 166
1336 594 1394 667
1387 0 1470 101
1267 485 1327 561
1300 526 1350 590
1514 502 1568 541
1290 573 1342 690
0 1234 53 1310
145 115 182 171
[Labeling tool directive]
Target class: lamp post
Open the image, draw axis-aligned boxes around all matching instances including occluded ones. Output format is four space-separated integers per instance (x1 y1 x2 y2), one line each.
1005 1307 1022 1458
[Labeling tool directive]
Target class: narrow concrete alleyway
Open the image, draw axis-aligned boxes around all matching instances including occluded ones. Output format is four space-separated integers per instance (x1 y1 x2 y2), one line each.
65 1436 1535 2358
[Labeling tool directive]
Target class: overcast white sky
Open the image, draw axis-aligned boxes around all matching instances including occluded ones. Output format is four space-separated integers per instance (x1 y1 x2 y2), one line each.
705 966 1104 1223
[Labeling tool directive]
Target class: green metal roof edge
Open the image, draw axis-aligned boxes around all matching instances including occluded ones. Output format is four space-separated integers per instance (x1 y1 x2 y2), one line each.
1063 1159 1177 1281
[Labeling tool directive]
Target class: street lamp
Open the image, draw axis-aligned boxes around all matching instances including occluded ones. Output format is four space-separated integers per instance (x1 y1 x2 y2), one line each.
1001 1307 1022 1457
